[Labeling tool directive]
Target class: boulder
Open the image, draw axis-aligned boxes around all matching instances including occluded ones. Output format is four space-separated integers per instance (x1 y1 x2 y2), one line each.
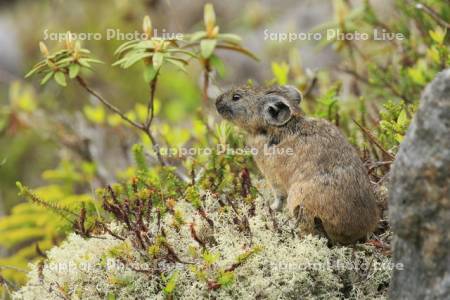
389 69 450 299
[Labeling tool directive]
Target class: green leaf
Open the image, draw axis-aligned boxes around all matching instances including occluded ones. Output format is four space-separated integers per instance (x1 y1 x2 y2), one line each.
78 59 92 68
79 48 91 54
54 72 67 87
40 71 54 85
407 67 426 85
69 64 80 79
136 40 155 50
217 33 242 44
144 65 158 82
111 56 129 67
215 44 259 60
209 54 225 77
163 271 178 295
204 3 216 28
167 48 197 57
143 15 152 35
25 60 49 78
271 62 289 85
124 52 152 68
200 39 217 59
217 271 235 287
395 133 404 143
55 57 74 66
82 58 104 64
397 109 408 127
166 58 187 72
166 56 189 65
25 67 41 78
429 27 446 44
106 293 116 300
427 46 440 64
119 52 152 69
190 31 207 42
114 40 139 56
202 250 220 266
16 181 25 194
236 245 262 263
153 52 164 70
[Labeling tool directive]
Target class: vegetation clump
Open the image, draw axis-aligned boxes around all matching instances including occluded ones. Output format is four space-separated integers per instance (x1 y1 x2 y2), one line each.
14 173 392 299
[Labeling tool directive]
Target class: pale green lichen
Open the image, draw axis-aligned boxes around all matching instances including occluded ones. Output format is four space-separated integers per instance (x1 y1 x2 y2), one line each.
14 190 392 299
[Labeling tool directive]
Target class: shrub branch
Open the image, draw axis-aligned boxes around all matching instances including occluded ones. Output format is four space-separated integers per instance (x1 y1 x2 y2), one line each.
75 75 166 166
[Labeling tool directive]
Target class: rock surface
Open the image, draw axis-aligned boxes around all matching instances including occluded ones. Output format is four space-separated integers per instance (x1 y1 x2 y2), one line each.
389 69 450 299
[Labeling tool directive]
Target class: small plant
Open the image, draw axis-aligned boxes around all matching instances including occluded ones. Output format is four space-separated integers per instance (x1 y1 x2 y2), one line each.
3 3 258 290
187 3 258 101
25 37 103 87
25 4 257 170
378 100 417 150
13 167 392 298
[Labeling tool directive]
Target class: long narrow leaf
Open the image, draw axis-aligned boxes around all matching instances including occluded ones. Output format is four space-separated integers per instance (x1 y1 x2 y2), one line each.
114 40 140 56
54 72 67 87
216 44 259 61
217 33 242 44
153 52 164 70
40 71 54 85
166 58 187 73
124 52 153 69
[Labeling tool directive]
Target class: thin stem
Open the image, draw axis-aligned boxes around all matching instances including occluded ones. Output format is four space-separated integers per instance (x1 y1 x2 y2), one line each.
410 0 450 29
76 76 143 129
143 77 166 166
145 77 158 130
76 75 166 166
143 129 166 166
353 119 395 161
203 59 211 103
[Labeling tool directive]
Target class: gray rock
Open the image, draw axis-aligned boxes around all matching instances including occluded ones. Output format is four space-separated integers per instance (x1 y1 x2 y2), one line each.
0 16 22 77
389 69 450 299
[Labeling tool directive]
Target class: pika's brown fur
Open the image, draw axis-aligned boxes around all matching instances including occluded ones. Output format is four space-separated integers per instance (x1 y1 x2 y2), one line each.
216 85 379 244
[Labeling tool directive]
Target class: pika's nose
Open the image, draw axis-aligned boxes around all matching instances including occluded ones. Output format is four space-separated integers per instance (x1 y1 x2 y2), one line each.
215 95 231 116
215 95 225 111
215 94 224 106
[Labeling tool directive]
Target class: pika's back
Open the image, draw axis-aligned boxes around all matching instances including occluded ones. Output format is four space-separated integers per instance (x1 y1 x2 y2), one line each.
216 84 379 244
288 117 378 243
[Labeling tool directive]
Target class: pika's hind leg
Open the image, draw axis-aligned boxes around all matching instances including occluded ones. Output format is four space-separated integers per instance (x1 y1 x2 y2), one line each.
291 204 315 235
287 186 330 241
291 205 332 242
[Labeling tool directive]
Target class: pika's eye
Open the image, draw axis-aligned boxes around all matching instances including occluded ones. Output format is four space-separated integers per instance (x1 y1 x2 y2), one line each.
232 93 241 101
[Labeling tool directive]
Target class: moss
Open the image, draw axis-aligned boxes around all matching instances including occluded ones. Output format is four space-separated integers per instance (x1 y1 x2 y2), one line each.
14 190 391 299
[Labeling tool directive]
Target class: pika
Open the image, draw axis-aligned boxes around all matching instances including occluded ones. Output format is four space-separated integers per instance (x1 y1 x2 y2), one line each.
216 85 379 244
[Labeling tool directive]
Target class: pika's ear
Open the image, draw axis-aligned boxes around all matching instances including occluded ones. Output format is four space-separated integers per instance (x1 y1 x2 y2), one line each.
263 96 293 126
282 85 302 104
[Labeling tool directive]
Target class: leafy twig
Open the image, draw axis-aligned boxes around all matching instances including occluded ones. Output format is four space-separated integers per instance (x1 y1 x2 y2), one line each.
76 75 167 167
75 76 141 129
409 0 450 29
352 119 395 160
